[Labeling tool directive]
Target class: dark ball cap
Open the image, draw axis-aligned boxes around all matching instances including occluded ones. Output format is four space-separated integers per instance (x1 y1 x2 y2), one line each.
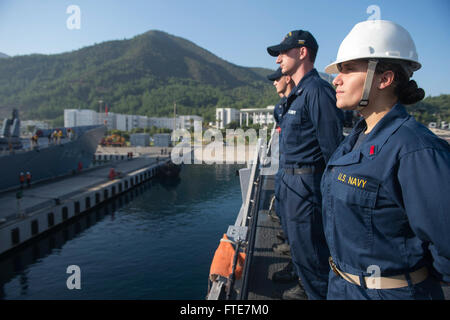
267 67 284 81
267 30 318 57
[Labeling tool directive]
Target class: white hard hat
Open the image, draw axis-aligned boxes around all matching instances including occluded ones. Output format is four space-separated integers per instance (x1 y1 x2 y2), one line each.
325 20 421 75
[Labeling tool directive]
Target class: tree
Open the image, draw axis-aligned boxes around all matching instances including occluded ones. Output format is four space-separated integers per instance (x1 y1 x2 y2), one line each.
225 121 239 130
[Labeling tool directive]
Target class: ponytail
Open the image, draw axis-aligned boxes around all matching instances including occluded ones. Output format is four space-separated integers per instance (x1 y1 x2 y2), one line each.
397 80 425 105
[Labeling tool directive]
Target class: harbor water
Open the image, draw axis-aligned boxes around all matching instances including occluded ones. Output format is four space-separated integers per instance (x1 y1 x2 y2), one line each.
0 163 244 299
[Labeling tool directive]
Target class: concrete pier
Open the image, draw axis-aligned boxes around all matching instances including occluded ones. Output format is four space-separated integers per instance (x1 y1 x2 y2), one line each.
0 154 171 256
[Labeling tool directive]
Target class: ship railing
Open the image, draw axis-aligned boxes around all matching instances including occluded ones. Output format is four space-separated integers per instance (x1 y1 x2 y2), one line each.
207 126 276 300
234 126 276 226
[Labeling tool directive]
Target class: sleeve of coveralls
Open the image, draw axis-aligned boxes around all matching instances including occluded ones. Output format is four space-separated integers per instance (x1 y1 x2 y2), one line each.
397 148 450 283
307 86 344 164
273 104 279 124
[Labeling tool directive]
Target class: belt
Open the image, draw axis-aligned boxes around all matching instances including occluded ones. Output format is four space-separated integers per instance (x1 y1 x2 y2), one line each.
328 257 428 289
283 164 324 175
283 167 314 175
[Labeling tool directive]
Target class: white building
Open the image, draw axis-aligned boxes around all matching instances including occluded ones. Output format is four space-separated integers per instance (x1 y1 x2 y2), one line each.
216 108 240 129
149 117 176 130
64 109 98 127
97 112 117 130
116 114 133 132
239 106 275 127
64 109 202 132
178 115 203 130
193 120 203 132
215 106 275 128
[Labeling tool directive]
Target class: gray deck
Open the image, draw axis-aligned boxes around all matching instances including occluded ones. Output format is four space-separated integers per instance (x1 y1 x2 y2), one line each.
246 174 306 300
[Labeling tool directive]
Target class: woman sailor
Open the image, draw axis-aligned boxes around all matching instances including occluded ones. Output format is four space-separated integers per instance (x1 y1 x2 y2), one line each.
322 20 450 299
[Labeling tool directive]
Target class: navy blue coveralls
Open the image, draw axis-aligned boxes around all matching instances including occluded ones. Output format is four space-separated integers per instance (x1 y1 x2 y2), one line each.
273 98 286 209
278 69 344 299
273 97 287 125
273 97 289 239
321 104 450 299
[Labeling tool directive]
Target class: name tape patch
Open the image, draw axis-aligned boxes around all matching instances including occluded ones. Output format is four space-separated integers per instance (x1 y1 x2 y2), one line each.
337 173 367 189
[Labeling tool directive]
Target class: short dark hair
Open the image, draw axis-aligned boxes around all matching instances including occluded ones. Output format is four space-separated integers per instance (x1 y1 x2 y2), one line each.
307 47 317 63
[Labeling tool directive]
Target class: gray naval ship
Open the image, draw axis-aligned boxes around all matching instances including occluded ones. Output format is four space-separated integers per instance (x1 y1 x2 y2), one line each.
0 109 106 192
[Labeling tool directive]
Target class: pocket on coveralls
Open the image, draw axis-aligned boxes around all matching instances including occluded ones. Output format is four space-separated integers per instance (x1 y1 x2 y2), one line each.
334 183 378 250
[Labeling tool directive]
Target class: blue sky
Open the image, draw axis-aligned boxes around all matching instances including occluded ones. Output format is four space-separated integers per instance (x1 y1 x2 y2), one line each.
0 0 449 96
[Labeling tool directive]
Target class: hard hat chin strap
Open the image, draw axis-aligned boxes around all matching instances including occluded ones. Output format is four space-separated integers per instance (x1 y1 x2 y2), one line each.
357 59 378 111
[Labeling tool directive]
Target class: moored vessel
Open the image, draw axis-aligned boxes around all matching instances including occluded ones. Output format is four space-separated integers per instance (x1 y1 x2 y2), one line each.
0 109 106 192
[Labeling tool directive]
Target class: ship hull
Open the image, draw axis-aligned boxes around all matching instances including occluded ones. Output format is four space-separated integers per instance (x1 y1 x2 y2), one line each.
0 125 106 192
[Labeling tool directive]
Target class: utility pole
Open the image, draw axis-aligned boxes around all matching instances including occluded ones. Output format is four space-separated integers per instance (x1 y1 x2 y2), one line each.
98 100 103 126
98 100 103 113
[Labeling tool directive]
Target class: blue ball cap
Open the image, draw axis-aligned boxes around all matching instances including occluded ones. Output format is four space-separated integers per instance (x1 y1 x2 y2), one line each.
267 30 318 57
266 67 284 81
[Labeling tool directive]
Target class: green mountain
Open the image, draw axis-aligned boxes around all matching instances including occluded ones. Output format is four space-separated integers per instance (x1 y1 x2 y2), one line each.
0 53 9 59
2 31 446 126
406 94 450 124
0 30 279 124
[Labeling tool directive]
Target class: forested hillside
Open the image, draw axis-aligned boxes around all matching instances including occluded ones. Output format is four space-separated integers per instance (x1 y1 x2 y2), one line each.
406 94 450 124
0 30 279 124
0 30 447 126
